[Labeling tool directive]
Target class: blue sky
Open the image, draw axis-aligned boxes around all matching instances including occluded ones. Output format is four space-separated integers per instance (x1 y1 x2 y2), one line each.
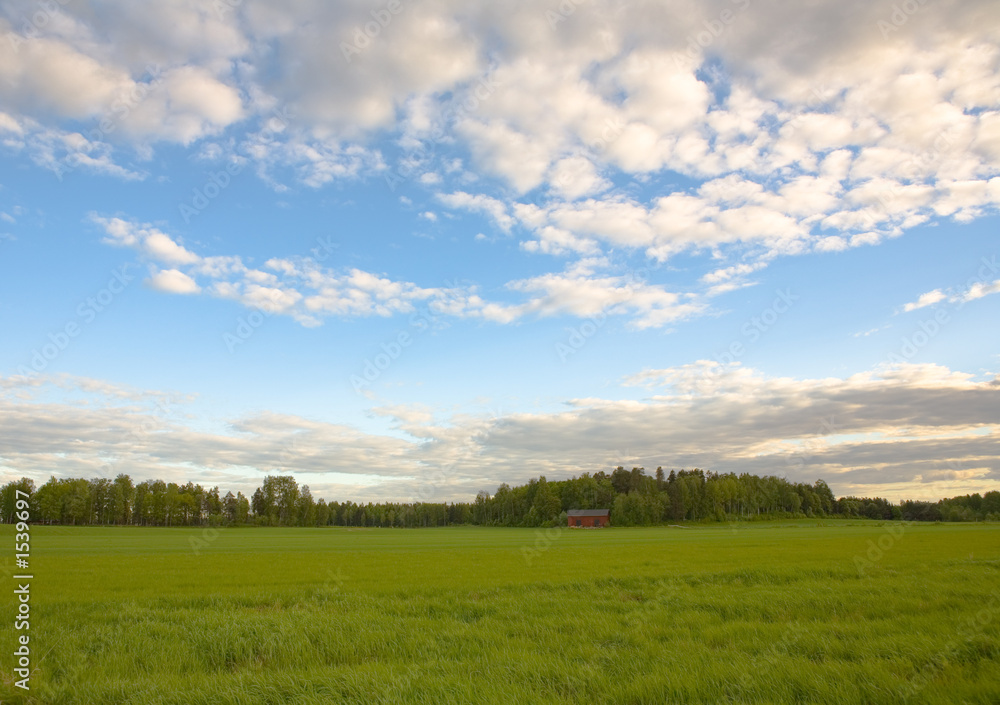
1 0 999 502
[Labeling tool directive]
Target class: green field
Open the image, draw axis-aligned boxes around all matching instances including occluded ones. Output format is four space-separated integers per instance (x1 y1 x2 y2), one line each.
2 521 999 704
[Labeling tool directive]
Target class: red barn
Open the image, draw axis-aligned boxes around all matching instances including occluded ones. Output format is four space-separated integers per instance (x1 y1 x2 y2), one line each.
567 509 610 528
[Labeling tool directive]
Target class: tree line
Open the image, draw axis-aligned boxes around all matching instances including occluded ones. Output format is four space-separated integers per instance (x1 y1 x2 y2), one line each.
1 467 998 527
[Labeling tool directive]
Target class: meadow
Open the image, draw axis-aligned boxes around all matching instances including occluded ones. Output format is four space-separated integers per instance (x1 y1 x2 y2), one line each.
2 521 999 704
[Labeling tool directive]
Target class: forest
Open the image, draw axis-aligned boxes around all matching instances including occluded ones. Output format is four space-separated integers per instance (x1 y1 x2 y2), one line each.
2 466 998 527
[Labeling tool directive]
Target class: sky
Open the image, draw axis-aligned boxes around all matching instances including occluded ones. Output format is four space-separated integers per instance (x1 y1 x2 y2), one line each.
1 0 998 504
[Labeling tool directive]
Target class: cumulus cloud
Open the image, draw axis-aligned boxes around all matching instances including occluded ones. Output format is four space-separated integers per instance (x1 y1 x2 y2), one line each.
901 256 1000 311
496 258 705 329
147 268 200 294
903 289 948 312
93 215 722 328
3 0 1000 326
436 191 515 231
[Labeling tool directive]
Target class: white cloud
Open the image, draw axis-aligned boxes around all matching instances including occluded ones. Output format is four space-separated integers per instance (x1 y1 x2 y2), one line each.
548 156 610 200
456 119 553 193
903 289 947 312
500 258 705 329
93 215 728 329
1 0 997 265
962 278 1000 302
147 268 200 295
436 191 515 231
143 231 199 265
4 0 999 335
901 256 1000 311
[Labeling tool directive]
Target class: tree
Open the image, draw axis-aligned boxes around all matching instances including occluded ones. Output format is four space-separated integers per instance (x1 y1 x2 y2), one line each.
251 487 268 521
113 474 134 525
473 491 491 525
235 492 251 524
223 491 238 524
297 485 316 526
64 479 92 525
813 479 835 515
611 466 631 494
36 477 65 524
315 498 330 527
1 478 36 523
259 475 299 525
530 477 561 526
90 478 113 524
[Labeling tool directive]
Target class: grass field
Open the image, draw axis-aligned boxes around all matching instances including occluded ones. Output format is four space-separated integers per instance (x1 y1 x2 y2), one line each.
2 521 999 704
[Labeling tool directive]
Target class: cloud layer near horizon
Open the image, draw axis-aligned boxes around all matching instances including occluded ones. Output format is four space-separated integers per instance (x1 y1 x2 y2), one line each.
2 363 997 503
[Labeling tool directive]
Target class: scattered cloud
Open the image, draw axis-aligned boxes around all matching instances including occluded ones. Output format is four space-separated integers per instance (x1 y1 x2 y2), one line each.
148 268 200 295
92 215 725 329
0 1 996 286
902 257 1000 311
903 289 947 312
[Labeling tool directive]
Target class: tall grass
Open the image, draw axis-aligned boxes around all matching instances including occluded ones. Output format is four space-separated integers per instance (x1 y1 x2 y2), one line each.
2 522 998 704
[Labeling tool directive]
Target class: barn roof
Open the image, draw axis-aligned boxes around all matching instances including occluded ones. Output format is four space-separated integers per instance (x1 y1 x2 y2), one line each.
567 509 609 517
